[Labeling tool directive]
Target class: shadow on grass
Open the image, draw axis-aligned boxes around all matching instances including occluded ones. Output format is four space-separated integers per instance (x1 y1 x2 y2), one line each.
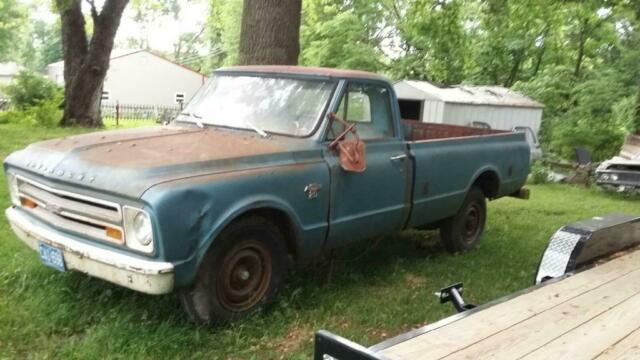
41 229 448 331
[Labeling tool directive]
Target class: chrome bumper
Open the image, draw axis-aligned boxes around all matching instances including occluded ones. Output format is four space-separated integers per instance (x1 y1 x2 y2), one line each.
5 207 175 295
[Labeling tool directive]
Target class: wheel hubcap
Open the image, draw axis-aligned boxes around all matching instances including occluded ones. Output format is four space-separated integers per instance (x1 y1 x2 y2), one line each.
217 240 272 312
463 204 481 244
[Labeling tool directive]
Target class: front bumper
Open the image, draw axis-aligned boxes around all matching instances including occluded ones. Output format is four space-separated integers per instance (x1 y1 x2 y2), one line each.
5 207 175 295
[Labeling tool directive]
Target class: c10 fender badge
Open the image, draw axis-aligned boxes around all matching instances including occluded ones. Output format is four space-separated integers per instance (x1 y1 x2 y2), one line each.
304 183 322 199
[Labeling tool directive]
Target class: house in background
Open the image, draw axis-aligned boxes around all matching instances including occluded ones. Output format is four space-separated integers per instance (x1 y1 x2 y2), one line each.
394 80 544 136
0 62 23 98
46 49 207 107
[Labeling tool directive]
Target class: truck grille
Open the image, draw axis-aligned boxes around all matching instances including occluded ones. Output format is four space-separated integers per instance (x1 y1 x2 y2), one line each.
15 176 124 244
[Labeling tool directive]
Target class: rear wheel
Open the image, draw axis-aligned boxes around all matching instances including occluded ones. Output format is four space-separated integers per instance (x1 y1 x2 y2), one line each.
440 186 486 253
180 216 289 326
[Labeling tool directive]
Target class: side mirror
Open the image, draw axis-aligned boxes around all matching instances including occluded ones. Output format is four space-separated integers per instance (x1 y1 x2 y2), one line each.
336 139 366 172
327 113 367 172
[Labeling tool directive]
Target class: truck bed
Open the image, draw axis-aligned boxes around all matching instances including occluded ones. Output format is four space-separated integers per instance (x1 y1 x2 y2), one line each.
403 120 507 141
401 120 529 228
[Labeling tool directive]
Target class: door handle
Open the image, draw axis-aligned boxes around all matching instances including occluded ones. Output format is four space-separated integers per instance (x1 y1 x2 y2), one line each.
390 154 408 162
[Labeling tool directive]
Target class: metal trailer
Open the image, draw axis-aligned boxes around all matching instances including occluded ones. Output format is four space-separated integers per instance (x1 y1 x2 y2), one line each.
314 213 640 360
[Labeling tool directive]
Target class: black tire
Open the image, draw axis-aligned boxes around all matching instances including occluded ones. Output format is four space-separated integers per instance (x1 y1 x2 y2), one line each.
440 186 486 253
180 216 289 326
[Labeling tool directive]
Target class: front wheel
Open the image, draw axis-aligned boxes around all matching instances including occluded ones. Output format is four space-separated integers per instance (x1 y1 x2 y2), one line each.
440 186 487 253
179 216 289 326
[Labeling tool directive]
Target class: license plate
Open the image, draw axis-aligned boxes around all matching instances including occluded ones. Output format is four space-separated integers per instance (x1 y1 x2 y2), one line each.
38 242 66 272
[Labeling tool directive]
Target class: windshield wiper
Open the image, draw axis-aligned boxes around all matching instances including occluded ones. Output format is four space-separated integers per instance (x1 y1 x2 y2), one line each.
244 120 269 138
179 112 204 128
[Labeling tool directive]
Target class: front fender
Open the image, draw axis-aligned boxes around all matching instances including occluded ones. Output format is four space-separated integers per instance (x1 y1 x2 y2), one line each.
142 162 331 287
194 195 305 268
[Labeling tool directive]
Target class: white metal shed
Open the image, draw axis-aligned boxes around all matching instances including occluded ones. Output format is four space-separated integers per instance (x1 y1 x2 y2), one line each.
394 80 544 136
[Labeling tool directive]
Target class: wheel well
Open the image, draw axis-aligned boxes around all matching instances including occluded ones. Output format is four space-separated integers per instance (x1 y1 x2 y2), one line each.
473 171 500 199
231 208 299 260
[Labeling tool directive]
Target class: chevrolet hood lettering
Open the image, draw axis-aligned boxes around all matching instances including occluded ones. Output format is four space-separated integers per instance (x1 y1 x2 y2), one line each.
4 124 306 199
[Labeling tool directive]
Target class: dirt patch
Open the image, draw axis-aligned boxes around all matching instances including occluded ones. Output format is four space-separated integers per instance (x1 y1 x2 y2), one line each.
405 273 427 289
275 322 314 356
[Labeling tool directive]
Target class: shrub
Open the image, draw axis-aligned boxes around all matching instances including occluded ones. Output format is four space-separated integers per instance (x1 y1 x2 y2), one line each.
0 109 32 125
2 70 62 110
0 70 63 127
529 161 550 184
612 96 638 134
27 95 63 127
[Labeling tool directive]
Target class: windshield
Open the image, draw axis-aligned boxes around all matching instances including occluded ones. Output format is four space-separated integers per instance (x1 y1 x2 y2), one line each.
176 75 335 137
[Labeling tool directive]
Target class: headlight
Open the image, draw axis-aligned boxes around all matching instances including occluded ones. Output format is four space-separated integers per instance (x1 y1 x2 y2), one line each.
7 172 20 206
610 174 619 181
123 206 154 253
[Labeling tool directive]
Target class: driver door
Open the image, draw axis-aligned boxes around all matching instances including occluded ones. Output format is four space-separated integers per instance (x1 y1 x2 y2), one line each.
323 81 411 247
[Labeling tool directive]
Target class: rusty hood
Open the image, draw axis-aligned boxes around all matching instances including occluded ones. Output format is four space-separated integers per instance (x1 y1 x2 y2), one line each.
4 124 308 198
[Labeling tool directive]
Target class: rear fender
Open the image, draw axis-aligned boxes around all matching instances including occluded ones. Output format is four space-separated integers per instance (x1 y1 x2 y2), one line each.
466 166 502 199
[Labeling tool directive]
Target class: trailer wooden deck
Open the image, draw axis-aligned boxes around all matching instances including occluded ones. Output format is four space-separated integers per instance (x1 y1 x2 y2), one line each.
372 249 640 360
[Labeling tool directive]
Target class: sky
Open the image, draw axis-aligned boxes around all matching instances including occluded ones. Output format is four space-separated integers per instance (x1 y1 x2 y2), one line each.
29 0 210 53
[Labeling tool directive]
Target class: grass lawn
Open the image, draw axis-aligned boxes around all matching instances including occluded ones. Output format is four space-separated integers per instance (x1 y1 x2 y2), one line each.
1 122 639 359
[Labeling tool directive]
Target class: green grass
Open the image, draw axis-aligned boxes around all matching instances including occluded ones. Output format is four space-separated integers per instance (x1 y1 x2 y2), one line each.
1 122 639 359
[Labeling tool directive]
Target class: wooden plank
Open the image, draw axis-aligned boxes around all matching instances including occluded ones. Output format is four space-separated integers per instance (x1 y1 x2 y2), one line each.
380 251 640 360
520 293 640 359
437 267 640 360
595 327 640 360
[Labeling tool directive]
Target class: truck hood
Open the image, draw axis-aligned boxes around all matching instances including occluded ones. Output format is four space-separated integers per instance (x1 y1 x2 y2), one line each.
596 134 640 171
4 124 309 199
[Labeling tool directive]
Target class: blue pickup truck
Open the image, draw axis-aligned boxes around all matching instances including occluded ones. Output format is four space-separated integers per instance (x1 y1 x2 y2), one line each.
4 66 530 325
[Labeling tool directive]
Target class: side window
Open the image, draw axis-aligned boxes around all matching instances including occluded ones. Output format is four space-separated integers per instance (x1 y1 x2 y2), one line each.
340 91 371 123
329 83 394 140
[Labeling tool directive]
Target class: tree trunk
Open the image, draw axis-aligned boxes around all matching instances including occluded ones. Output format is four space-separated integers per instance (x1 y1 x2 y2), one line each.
574 19 588 79
237 0 302 65
505 49 525 87
531 26 550 78
58 0 129 127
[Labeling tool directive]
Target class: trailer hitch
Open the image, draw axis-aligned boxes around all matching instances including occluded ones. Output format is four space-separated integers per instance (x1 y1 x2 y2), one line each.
437 282 476 313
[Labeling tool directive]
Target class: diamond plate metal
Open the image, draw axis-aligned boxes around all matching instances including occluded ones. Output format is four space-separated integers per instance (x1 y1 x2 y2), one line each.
536 230 583 283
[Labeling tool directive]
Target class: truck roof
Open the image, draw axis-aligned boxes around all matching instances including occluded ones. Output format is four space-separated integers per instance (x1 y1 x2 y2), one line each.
216 65 389 82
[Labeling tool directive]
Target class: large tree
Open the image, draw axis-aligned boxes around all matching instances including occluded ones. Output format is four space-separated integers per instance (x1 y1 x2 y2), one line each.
57 0 129 127
237 0 302 65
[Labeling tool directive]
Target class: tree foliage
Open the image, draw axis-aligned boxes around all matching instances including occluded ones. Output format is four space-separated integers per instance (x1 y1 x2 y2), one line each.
20 19 64 71
299 0 390 72
392 0 467 83
0 0 28 62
